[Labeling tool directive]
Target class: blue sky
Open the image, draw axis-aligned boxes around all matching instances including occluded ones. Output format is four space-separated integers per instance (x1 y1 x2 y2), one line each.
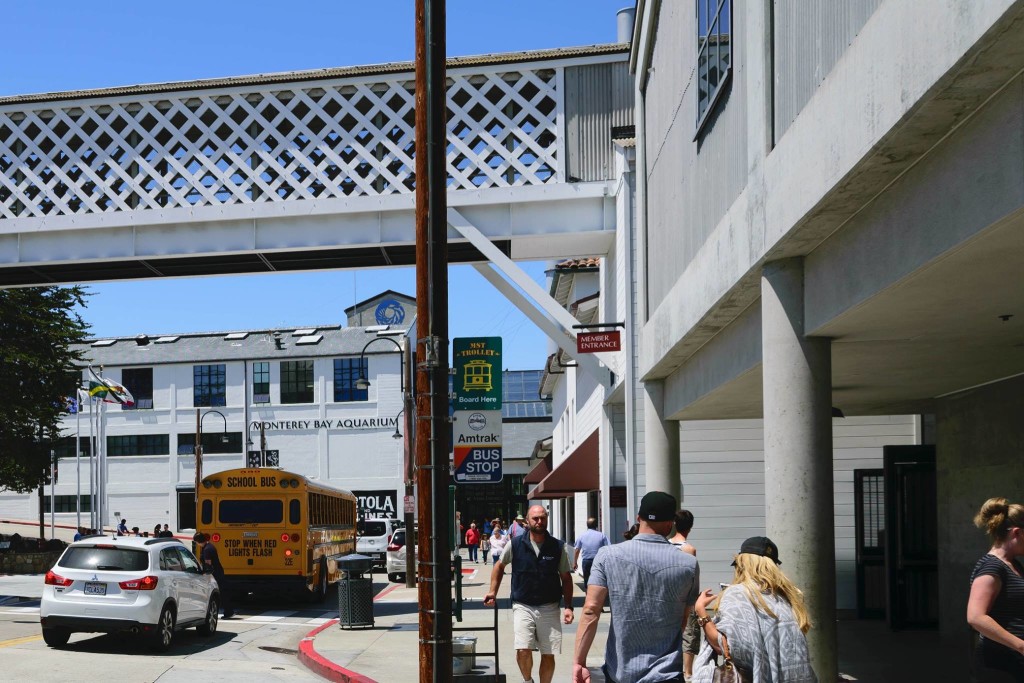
3 1 631 370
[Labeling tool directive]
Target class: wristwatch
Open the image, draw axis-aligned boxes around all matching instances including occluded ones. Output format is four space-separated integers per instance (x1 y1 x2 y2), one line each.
696 614 712 627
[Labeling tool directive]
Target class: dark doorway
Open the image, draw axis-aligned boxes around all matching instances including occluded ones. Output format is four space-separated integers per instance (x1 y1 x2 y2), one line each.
177 488 196 530
854 468 885 619
455 474 526 531
884 445 938 629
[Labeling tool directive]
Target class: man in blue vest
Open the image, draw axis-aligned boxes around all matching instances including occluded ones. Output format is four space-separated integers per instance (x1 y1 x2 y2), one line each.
484 504 574 683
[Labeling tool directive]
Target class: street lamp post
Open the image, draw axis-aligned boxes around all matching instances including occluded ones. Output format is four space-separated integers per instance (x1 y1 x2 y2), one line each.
195 409 229 506
355 335 415 588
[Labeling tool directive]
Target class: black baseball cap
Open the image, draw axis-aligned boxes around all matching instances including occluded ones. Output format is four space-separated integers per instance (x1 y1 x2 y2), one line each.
638 491 677 523
732 536 781 565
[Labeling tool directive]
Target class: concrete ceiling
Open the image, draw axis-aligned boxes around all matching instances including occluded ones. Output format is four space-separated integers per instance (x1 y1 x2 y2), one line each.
676 205 1024 420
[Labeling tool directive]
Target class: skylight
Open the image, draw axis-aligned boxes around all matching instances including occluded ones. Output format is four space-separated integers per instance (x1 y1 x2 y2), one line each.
91 339 116 347
224 332 248 340
154 336 180 344
293 328 316 336
295 334 324 346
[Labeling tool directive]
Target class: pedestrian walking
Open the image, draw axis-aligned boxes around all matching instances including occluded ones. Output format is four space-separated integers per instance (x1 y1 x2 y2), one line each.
967 496 1024 682
485 505 574 683
194 532 235 619
572 517 610 585
669 509 700 679
509 513 528 539
572 491 699 683
482 518 493 555
691 536 816 683
466 523 481 563
490 521 508 565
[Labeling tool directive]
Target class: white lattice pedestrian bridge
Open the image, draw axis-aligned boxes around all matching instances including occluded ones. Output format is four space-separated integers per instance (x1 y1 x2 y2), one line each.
0 44 631 297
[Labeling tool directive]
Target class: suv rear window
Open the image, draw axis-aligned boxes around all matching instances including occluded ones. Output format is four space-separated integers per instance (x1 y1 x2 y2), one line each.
358 521 387 537
219 499 283 524
392 530 405 545
61 546 150 571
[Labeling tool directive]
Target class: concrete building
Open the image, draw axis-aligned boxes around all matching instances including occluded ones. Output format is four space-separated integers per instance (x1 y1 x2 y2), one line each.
629 0 1024 677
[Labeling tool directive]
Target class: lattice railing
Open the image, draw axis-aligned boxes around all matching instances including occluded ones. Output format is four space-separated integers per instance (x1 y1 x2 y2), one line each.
0 66 562 221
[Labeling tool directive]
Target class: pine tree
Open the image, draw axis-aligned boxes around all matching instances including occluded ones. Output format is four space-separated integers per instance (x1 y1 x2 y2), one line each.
0 286 90 492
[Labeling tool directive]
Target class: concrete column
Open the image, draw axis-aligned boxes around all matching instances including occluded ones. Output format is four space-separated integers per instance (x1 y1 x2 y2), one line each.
761 258 836 681
642 380 679 500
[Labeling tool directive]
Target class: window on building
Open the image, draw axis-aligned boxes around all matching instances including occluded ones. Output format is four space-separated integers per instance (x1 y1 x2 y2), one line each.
193 364 226 407
107 434 169 457
333 358 368 402
502 370 552 419
252 362 270 404
176 432 243 455
281 360 314 404
42 495 93 513
696 0 732 131
121 368 154 410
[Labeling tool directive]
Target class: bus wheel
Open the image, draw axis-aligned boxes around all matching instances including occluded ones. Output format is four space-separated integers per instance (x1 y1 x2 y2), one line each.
310 559 328 603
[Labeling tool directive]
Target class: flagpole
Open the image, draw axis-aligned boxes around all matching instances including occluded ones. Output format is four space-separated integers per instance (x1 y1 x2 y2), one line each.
92 397 99 531
76 390 82 530
99 400 107 534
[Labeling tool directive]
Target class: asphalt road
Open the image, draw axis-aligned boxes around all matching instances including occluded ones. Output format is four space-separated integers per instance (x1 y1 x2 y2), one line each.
0 573 392 682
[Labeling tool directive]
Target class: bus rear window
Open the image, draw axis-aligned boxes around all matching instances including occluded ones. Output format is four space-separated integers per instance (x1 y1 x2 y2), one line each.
219 499 284 524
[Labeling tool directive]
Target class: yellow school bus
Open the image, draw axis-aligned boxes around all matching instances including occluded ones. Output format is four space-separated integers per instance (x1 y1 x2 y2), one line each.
197 467 357 601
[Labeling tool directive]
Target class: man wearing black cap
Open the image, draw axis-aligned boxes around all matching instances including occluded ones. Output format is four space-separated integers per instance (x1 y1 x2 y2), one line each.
572 491 699 683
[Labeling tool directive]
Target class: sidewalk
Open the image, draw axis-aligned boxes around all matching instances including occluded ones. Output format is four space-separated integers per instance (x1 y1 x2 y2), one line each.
299 560 609 683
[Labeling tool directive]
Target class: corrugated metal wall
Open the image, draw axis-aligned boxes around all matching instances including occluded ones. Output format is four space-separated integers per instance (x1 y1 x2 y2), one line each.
773 0 883 142
564 61 634 181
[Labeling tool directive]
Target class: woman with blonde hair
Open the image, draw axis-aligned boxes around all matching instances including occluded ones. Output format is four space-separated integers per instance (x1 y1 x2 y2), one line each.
967 497 1024 682
691 536 817 683
489 519 508 565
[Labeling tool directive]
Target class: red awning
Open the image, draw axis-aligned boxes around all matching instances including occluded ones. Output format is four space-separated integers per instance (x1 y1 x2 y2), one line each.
529 429 599 498
524 454 552 485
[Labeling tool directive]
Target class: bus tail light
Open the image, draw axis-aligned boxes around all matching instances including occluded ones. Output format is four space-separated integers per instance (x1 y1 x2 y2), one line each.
119 576 159 591
290 533 299 542
281 533 290 542
284 549 293 557
211 533 221 542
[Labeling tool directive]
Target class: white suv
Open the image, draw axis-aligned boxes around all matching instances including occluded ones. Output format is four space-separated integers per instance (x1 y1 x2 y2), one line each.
357 517 401 568
40 536 220 651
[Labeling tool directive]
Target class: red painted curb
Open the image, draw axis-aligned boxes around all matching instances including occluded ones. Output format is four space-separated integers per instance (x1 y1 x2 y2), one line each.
297 581 405 682
298 619 379 683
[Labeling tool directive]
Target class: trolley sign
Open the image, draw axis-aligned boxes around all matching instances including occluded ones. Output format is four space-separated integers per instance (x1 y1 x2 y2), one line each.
452 337 502 411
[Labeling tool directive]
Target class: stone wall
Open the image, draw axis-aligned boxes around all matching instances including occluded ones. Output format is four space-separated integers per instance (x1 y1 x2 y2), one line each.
0 550 62 574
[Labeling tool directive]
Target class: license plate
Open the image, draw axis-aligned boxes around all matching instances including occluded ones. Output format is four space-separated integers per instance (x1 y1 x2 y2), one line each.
84 582 107 596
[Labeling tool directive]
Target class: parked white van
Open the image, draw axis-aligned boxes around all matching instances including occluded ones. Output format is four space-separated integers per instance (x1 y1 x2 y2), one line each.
356 517 401 567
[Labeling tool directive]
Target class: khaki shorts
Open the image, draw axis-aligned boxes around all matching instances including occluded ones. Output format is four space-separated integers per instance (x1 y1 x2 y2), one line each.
682 608 701 654
512 602 562 654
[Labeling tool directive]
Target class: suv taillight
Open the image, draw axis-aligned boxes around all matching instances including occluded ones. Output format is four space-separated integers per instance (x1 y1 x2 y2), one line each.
45 570 74 587
387 539 403 552
119 576 159 591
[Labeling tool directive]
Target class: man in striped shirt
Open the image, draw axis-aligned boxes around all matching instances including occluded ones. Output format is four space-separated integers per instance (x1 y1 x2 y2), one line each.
572 491 699 683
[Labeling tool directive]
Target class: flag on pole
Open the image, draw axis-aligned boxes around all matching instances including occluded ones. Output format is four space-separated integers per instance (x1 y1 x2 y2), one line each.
87 367 135 406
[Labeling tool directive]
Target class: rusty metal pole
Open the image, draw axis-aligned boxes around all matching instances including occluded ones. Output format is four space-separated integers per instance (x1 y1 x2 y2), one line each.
415 1 451 680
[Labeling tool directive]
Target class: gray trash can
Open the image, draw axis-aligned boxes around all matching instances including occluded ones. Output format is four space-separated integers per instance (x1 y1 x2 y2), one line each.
336 553 375 629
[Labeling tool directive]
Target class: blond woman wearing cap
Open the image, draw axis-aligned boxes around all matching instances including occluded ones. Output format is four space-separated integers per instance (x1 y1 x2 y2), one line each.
691 536 816 683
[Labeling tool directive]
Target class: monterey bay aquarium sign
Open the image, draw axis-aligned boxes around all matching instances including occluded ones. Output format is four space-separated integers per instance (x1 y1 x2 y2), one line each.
250 417 398 431
452 337 503 484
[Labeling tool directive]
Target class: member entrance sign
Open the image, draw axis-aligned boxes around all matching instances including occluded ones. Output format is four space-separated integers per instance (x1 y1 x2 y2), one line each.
452 337 503 484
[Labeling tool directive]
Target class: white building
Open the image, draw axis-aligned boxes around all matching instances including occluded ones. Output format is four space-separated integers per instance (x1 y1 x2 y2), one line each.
0 291 551 534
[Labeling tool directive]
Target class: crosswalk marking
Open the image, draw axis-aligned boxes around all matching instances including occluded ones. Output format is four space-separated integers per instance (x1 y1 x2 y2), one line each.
0 603 345 626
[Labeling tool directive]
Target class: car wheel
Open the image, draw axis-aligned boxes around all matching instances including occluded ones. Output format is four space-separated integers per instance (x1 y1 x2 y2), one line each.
309 559 328 603
42 626 71 648
150 605 175 652
197 596 218 636
387 572 398 583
